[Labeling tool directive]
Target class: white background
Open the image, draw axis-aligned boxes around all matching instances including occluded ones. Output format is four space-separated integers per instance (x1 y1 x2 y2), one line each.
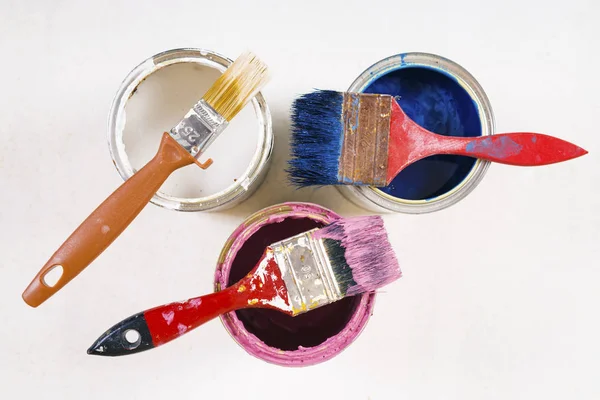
1 1 599 399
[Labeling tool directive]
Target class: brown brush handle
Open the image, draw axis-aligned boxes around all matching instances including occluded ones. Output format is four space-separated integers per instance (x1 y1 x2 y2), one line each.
22 133 196 308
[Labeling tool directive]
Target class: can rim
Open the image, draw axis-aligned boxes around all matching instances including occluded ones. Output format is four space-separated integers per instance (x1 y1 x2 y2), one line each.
339 52 495 214
107 48 273 212
214 202 377 366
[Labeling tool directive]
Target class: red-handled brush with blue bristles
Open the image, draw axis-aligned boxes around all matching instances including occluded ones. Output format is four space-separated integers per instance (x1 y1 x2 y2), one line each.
287 90 588 186
87 216 400 356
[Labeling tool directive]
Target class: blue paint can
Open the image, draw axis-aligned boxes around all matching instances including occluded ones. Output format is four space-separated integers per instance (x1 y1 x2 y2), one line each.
337 53 495 213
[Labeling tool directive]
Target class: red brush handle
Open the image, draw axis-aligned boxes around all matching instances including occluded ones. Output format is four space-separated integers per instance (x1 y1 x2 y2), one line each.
22 133 197 308
143 254 286 347
87 252 290 356
87 284 254 357
144 284 251 346
417 131 588 165
386 99 588 183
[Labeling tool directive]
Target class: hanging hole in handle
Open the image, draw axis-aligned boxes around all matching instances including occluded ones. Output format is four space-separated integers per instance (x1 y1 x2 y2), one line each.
122 329 141 349
42 265 64 287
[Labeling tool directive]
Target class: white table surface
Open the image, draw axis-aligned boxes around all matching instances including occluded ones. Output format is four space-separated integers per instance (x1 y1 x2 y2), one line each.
1 1 599 399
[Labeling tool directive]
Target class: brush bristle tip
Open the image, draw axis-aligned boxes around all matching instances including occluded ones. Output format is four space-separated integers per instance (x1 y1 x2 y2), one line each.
317 216 401 296
203 52 270 121
287 90 345 187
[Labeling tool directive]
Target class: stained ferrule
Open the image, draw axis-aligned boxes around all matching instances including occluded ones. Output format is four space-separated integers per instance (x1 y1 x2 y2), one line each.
169 99 228 159
270 230 343 316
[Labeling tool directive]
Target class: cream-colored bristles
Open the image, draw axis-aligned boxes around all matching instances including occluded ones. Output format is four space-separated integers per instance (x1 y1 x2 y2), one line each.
202 52 269 121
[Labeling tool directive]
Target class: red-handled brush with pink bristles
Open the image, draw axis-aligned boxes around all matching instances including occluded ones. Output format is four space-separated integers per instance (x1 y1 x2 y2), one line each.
287 90 588 186
87 216 400 356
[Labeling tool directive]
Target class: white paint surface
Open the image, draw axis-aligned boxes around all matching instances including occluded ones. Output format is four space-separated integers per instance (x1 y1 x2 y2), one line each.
122 62 260 198
0 1 598 399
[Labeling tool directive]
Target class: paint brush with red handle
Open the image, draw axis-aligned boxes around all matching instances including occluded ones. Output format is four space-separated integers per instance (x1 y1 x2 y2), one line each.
287 90 588 186
87 216 401 356
22 52 269 308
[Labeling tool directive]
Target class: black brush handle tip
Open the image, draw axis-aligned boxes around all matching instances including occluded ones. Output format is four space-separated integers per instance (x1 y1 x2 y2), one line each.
87 312 154 357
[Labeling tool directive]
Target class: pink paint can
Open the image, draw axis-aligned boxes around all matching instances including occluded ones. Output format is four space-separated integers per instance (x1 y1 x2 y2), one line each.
214 202 376 366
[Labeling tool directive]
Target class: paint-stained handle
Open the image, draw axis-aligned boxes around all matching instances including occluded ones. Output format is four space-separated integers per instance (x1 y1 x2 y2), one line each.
22 133 196 308
425 133 588 166
387 99 588 184
87 283 252 356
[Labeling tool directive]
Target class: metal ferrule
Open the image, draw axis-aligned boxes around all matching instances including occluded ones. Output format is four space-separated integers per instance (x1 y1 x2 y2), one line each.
270 230 343 316
169 99 228 159
338 92 391 186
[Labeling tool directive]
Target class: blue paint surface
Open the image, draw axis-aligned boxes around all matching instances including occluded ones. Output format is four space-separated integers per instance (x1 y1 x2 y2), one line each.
465 136 522 159
364 66 482 200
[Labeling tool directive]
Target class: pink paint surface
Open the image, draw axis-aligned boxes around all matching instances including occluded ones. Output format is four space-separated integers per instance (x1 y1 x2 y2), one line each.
214 202 377 367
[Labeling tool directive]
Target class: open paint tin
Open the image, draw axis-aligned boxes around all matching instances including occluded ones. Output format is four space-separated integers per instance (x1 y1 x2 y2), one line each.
214 202 376 366
108 48 273 211
338 52 495 213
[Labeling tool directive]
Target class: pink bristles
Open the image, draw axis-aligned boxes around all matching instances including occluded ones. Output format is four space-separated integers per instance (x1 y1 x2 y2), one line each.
315 216 401 296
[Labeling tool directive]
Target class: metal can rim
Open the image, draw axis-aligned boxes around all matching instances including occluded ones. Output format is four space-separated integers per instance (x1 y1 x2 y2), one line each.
214 202 377 366
107 48 273 212
338 52 495 214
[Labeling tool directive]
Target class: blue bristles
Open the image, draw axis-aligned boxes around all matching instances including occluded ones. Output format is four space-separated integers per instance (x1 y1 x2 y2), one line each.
287 90 344 186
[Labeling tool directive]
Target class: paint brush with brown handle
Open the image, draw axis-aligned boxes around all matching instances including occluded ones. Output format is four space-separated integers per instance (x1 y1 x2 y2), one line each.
23 52 269 307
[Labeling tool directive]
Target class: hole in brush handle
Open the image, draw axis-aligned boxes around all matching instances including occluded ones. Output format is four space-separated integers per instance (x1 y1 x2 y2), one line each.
42 265 63 287
122 329 142 349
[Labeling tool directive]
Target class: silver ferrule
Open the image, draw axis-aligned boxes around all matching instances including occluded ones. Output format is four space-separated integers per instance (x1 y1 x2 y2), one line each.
270 230 343 316
169 99 228 159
